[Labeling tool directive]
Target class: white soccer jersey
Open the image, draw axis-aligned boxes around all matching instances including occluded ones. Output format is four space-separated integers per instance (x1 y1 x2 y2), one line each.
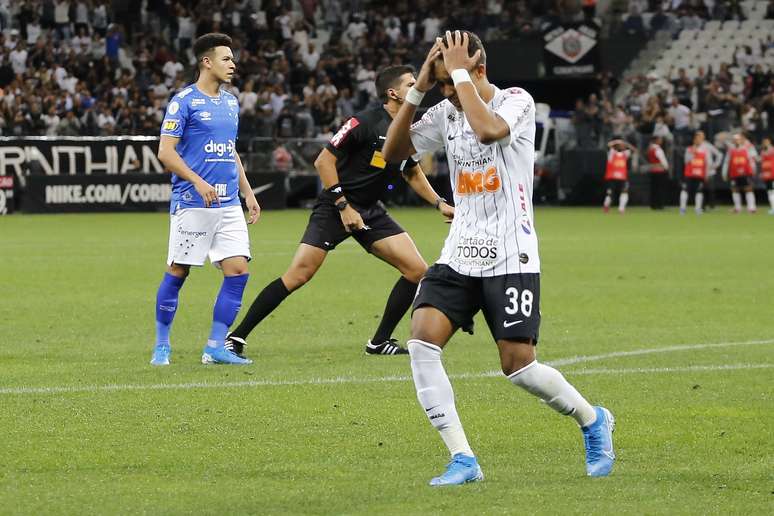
410 85 539 277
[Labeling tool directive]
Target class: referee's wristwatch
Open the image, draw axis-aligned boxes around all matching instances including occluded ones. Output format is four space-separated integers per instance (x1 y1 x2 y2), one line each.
434 197 447 210
335 200 349 211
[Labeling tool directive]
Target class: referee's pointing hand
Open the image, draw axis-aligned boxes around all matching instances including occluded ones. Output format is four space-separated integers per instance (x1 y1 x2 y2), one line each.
339 204 366 232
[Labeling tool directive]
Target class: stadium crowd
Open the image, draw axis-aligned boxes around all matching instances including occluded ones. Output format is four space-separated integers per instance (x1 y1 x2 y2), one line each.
573 1 774 152
0 0 590 146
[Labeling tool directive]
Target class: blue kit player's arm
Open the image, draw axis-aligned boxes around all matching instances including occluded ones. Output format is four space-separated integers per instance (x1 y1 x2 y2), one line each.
158 135 220 208
235 151 260 224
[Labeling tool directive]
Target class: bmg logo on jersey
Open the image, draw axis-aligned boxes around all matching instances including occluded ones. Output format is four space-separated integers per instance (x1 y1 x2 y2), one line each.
456 167 501 195
203 139 235 158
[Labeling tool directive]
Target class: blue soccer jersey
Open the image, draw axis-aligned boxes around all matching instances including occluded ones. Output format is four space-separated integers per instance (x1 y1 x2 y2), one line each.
160 84 241 213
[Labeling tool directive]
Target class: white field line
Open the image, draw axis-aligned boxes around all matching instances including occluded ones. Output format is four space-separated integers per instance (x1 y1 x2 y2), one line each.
546 338 774 366
0 339 772 396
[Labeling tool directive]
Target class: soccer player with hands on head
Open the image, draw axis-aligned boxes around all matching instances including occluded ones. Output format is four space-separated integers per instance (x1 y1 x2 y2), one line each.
151 33 259 366
603 138 636 214
383 30 615 486
224 65 454 359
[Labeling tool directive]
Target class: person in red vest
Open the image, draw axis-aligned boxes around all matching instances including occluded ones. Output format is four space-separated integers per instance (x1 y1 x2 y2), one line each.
759 137 774 214
722 132 756 213
603 138 637 213
680 130 721 214
646 135 669 210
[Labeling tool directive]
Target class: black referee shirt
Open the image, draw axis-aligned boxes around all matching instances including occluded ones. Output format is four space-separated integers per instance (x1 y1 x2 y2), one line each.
322 107 416 207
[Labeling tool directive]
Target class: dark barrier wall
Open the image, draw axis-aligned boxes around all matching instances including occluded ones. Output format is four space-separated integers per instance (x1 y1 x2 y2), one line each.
0 136 163 177
23 173 286 213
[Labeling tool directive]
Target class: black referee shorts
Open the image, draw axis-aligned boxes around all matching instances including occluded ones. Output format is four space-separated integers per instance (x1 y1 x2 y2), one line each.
413 264 541 343
300 201 405 252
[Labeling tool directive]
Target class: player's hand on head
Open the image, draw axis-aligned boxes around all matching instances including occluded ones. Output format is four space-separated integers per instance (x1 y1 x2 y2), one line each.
416 41 441 92
194 178 219 207
339 204 365 232
246 196 261 224
438 30 481 73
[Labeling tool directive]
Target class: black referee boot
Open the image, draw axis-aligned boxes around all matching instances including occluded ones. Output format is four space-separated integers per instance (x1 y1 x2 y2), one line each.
224 333 248 359
365 338 409 355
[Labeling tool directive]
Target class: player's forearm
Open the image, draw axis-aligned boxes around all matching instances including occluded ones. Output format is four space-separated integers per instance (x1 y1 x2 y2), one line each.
404 167 442 206
382 102 416 162
236 154 255 199
159 149 203 185
456 84 502 144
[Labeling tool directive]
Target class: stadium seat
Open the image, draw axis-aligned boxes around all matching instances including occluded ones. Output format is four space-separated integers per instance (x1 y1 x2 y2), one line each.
679 29 698 41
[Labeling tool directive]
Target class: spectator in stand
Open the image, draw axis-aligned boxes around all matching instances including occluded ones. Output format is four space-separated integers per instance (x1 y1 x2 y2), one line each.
766 0 774 20
316 74 338 100
667 96 693 145
623 4 646 36
42 105 60 136
57 110 82 136
572 98 593 148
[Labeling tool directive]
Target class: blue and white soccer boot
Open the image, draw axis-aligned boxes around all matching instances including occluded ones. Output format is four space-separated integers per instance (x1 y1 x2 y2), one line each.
429 453 484 486
582 406 616 477
201 345 253 365
150 344 171 366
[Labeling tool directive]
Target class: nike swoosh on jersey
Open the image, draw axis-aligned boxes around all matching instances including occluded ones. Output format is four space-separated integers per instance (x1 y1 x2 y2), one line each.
252 183 275 195
503 320 524 328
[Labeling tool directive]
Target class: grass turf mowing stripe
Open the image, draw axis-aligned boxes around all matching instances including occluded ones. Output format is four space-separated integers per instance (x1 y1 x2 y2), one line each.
1 363 771 396
2 338 771 396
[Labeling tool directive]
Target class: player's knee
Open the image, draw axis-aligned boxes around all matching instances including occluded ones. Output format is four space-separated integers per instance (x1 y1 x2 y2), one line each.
499 343 536 376
167 263 190 278
405 263 427 284
283 266 316 291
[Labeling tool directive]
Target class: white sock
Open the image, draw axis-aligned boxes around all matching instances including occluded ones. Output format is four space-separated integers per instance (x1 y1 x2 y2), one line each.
695 192 704 212
679 190 688 211
745 191 757 212
408 339 474 457
768 189 774 210
603 194 612 209
618 192 629 212
508 361 597 427
732 191 742 211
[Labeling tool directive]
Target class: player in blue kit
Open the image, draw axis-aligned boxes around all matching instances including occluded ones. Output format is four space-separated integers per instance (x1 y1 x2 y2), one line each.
150 33 260 366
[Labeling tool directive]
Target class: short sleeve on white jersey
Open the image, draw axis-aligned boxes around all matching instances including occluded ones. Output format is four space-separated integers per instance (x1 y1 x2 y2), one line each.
493 87 535 147
409 102 448 161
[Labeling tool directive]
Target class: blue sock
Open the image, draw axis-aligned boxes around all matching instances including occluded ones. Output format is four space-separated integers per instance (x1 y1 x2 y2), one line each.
207 274 249 349
155 273 186 347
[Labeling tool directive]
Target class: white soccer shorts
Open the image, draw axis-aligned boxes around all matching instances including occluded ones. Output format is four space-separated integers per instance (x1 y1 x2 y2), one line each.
166 205 251 268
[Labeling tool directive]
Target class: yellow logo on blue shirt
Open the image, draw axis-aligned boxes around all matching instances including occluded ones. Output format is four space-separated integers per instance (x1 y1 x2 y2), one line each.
163 120 178 131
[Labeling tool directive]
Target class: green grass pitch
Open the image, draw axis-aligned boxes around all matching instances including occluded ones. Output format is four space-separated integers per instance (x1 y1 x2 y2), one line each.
1 207 772 515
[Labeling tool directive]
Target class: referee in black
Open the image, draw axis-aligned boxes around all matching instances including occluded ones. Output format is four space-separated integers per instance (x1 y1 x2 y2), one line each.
226 65 455 357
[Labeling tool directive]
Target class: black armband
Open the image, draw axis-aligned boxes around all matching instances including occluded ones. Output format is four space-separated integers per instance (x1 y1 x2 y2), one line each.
327 183 344 197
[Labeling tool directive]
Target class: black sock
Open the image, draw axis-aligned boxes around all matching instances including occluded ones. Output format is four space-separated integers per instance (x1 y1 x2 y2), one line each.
371 277 419 343
230 278 290 340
